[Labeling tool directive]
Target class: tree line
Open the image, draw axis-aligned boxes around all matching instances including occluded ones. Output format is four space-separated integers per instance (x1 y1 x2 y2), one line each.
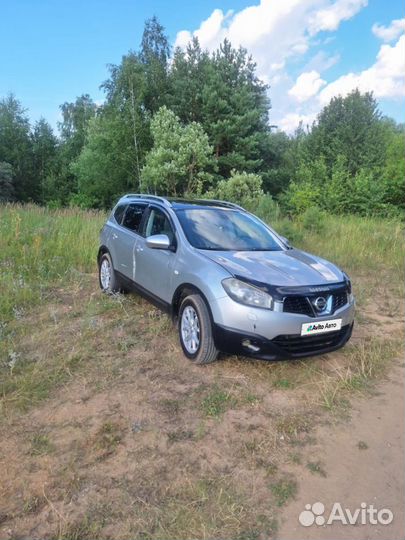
0 16 403 217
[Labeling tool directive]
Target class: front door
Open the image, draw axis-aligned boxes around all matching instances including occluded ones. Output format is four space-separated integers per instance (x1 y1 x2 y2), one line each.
134 207 177 303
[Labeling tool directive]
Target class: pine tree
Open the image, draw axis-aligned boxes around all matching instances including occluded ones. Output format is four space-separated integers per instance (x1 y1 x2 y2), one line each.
140 16 170 114
169 38 270 181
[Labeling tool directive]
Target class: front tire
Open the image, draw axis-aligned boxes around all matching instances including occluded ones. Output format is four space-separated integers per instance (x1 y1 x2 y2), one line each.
98 253 121 293
179 294 218 365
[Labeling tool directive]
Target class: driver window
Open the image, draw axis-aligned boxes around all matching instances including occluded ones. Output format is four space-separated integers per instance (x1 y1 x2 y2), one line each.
145 209 174 244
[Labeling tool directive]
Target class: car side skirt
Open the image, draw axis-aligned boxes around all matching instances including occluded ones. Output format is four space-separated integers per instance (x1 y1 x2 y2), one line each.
115 271 172 314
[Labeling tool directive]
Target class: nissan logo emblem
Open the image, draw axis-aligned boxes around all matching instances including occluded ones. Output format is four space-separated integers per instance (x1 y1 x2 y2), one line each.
313 296 327 311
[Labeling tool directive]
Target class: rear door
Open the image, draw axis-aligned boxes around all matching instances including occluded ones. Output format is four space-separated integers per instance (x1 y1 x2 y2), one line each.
107 203 127 269
134 206 178 303
113 203 148 281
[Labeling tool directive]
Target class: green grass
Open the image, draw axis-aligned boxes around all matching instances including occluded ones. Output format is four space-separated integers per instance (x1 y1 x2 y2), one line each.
29 433 55 456
201 386 236 417
273 378 292 389
273 214 404 279
316 338 402 411
93 421 123 454
306 460 327 477
276 414 311 441
1 350 86 413
288 452 302 465
0 203 105 321
60 516 103 540
270 478 298 507
244 392 261 405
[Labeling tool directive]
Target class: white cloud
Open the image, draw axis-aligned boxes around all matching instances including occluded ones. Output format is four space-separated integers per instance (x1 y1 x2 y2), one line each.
302 50 340 72
372 18 405 42
289 70 327 102
319 34 405 104
174 0 367 80
278 31 405 133
277 112 317 133
174 9 231 49
270 61 286 71
308 0 368 35
175 30 193 49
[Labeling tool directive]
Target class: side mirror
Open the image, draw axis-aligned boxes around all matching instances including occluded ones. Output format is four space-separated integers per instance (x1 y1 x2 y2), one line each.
146 234 171 250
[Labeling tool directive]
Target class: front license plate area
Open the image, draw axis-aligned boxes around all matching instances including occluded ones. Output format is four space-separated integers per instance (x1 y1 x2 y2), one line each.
301 319 342 336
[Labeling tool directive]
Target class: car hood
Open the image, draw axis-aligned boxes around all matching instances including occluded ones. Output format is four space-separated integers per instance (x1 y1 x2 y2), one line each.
199 248 344 287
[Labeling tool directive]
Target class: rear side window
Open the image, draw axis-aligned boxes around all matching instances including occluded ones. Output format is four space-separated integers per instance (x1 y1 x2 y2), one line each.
113 204 127 225
122 203 146 233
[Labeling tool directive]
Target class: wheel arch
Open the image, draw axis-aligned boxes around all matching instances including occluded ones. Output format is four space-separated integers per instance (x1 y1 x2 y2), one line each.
97 245 110 267
171 283 214 322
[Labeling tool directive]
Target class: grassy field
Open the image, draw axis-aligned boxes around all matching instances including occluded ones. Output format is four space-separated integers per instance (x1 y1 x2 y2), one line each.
0 205 105 321
0 203 404 539
1 204 402 322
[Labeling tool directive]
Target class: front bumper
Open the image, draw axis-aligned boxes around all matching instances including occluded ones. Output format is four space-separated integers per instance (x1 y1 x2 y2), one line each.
213 322 354 360
210 295 355 360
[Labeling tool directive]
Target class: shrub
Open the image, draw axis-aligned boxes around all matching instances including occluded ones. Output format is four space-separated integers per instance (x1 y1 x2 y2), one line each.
208 170 263 207
252 194 281 222
300 206 326 233
280 180 322 215
275 220 304 245
68 192 97 209
46 199 63 210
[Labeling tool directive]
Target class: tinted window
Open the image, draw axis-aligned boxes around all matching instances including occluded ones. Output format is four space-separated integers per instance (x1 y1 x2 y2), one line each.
114 204 127 225
122 204 146 233
145 208 175 243
175 208 283 251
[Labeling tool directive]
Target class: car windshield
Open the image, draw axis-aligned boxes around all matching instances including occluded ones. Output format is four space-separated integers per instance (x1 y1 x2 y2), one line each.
175 208 283 251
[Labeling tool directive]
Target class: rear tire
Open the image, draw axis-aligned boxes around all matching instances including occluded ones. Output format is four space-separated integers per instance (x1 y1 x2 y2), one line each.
98 253 121 293
179 294 218 365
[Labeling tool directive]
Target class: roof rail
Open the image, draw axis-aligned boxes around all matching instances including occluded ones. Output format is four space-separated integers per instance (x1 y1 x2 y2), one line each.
123 193 172 207
200 199 246 211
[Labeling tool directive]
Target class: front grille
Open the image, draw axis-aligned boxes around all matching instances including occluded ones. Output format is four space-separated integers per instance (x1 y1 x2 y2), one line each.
283 296 312 316
272 326 348 356
283 291 348 317
333 292 347 311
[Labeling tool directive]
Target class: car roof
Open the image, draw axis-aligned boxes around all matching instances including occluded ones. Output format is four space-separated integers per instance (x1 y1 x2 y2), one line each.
118 194 245 211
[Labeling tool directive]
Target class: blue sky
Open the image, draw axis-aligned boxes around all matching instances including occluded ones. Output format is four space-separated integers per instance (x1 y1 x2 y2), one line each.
0 0 404 133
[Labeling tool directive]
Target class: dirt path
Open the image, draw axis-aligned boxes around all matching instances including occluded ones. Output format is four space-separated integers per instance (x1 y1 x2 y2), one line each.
278 364 405 540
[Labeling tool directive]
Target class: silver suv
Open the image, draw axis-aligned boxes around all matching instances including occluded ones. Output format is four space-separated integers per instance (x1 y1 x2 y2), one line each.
98 194 355 364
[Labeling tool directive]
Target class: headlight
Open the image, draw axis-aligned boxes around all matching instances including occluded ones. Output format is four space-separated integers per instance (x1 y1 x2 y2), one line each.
343 272 351 293
222 278 273 309
343 272 354 302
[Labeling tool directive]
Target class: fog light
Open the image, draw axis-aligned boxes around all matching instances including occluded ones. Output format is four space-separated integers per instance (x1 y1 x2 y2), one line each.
242 339 260 352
